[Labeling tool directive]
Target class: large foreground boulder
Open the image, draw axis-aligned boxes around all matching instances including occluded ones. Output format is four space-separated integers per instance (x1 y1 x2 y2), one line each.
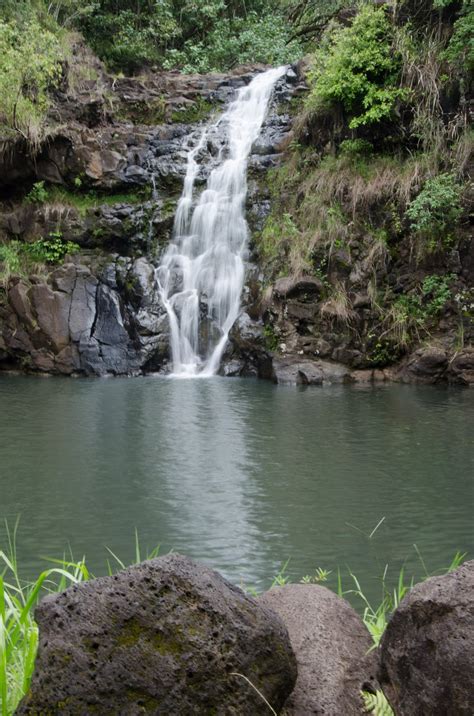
260 584 377 715
18 555 297 715
379 560 474 715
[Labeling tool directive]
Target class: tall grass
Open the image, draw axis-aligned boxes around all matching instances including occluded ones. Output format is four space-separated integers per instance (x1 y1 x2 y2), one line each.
0 523 90 715
0 524 160 715
354 548 466 715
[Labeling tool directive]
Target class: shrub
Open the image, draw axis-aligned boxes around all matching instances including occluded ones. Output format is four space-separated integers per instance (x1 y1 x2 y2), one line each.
444 0 474 74
79 0 300 74
24 233 79 264
25 181 49 205
0 16 62 145
421 273 455 316
162 12 300 74
406 173 463 244
339 138 373 157
379 273 455 350
305 5 408 129
0 243 23 286
0 235 79 285
260 212 301 263
0 15 63 146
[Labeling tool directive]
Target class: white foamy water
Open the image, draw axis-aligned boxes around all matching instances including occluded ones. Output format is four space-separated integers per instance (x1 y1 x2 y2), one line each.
156 66 286 376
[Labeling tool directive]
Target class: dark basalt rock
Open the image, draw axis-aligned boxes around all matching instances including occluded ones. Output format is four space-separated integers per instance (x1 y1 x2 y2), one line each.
260 584 378 715
0 199 174 254
272 276 325 300
379 560 474 716
17 554 297 716
449 348 474 384
397 346 449 383
272 356 351 385
0 258 169 376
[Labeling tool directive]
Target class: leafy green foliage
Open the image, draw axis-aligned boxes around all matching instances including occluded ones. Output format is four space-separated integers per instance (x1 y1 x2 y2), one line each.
378 273 455 351
0 244 23 286
362 689 394 715
170 98 213 124
0 12 63 145
339 138 373 157
47 186 151 215
0 235 79 285
282 0 352 43
263 324 280 352
306 5 408 129
300 567 332 583
260 212 301 263
0 542 89 715
444 0 474 73
367 338 403 368
25 233 80 264
79 0 300 73
455 287 474 319
25 182 49 205
406 173 463 243
162 12 300 73
421 274 455 316
79 1 180 73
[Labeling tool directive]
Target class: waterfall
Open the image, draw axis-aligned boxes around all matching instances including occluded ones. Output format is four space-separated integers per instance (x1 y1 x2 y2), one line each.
156 66 286 377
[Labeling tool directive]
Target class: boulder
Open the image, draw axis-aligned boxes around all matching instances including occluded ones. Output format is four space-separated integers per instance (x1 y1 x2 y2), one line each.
260 584 377 715
379 560 474 716
398 346 448 383
273 276 324 300
448 348 474 385
272 356 352 386
18 554 297 715
272 356 324 385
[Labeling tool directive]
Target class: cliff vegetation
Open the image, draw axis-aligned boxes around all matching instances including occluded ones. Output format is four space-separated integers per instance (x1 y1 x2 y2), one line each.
257 0 473 375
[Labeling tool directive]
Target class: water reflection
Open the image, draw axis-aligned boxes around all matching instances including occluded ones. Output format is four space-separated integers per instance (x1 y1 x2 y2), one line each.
0 376 472 600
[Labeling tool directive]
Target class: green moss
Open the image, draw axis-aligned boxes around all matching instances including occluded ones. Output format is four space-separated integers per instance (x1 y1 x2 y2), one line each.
91 227 105 240
161 197 178 217
263 324 279 352
46 186 152 216
118 97 167 125
115 617 184 657
53 697 100 713
171 98 213 124
150 630 183 656
126 690 161 712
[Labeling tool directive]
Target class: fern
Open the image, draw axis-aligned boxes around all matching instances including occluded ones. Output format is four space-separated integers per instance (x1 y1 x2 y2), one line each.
362 690 393 715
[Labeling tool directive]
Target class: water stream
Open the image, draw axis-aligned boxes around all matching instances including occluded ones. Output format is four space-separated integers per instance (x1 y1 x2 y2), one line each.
156 67 286 376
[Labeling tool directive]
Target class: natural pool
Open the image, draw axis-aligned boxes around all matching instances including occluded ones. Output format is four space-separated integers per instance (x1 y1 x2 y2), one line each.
0 375 472 602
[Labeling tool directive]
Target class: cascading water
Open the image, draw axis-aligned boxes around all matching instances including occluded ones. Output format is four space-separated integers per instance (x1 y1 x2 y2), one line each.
156 66 286 377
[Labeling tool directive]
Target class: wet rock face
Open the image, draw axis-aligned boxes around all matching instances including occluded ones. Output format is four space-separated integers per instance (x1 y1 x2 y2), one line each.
397 346 449 383
0 64 306 377
0 200 174 255
246 69 304 233
0 258 169 376
260 584 378 715
0 64 300 195
379 560 474 716
271 356 352 385
18 554 297 716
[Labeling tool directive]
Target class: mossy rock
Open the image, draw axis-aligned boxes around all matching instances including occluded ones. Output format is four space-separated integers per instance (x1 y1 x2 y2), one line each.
17 554 296 715
170 98 214 124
